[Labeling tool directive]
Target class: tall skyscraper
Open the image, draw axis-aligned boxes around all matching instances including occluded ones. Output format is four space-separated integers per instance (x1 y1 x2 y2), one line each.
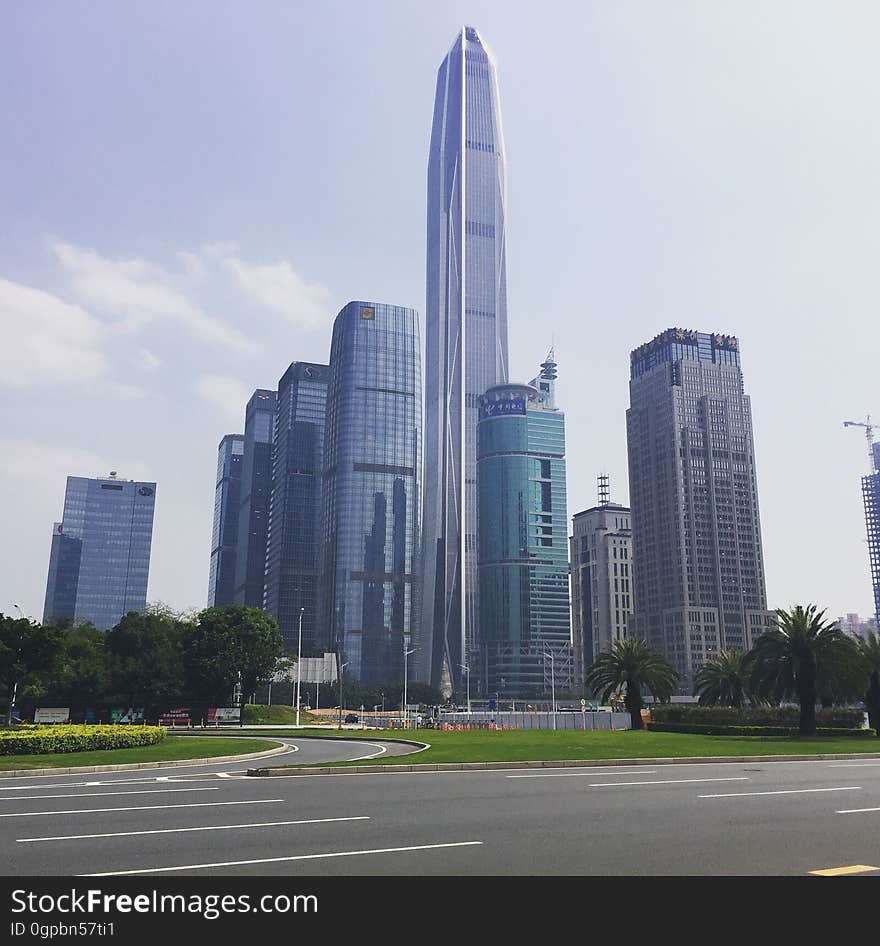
862 441 880 625
207 433 244 607
570 478 633 689
233 390 276 608
263 362 328 651
320 302 421 685
420 26 509 695
43 473 156 631
626 328 773 693
477 353 572 699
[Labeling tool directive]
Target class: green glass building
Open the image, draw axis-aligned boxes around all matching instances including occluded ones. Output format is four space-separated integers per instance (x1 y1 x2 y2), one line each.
477 353 572 699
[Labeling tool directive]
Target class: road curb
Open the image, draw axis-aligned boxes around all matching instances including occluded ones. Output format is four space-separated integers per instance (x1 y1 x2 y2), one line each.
247 750 880 777
0 740 289 779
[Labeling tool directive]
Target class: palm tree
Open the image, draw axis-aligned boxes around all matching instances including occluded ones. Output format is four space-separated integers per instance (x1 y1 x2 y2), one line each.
693 650 750 707
855 632 880 736
748 605 858 737
584 638 678 731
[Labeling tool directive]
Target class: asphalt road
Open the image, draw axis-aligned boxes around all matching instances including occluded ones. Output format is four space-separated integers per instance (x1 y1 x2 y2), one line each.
3 741 880 876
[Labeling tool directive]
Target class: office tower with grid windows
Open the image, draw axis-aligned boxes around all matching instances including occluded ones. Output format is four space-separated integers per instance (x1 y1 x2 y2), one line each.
319 302 421 685
420 26 509 696
207 433 244 607
233 390 276 609
570 481 633 689
43 473 156 631
477 353 572 699
263 363 328 651
626 328 773 693
863 441 880 626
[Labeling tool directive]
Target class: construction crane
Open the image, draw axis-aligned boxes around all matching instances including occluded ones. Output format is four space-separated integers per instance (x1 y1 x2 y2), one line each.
843 415 876 473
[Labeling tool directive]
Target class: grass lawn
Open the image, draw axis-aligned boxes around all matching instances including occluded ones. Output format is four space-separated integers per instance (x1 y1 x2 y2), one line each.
242 704 320 726
0 735 281 771
235 727 880 766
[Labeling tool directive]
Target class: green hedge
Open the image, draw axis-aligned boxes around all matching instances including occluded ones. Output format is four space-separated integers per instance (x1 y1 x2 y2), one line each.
647 722 875 737
649 706 867 728
0 725 167 756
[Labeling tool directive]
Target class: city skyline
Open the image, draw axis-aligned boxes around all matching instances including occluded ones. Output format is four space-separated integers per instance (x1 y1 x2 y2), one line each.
2 4 878 626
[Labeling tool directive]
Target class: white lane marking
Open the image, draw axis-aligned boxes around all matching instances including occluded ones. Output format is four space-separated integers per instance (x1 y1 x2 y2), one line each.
0 788 218 802
340 742 389 762
829 763 880 768
700 786 862 798
836 806 880 814
84 840 485 875
589 777 750 788
18 815 371 843
508 770 659 779
0 799 283 819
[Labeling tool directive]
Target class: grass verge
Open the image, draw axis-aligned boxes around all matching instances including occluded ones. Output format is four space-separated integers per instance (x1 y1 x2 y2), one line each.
0 735 280 771
237 728 880 767
242 704 320 726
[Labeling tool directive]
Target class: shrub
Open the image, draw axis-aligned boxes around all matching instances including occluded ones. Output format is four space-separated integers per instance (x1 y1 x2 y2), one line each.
647 722 875 737
649 705 866 728
0 725 167 756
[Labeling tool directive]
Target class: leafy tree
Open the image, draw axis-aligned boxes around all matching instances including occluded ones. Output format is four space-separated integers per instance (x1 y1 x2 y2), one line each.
748 605 858 737
0 614 64 724
47 620 108 706
584 638 678 730
693 650 751 708
855 632 880 736
180 617 239 704
106 611 186 706
194 606 284 705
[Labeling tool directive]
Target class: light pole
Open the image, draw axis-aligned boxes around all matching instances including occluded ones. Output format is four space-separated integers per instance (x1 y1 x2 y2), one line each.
403 646 417 728
336 662 349 730
543 651 557 730
295 607 304 727
459 663 471 715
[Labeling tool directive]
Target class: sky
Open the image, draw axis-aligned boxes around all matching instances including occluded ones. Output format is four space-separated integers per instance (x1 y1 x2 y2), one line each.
1 0 878 623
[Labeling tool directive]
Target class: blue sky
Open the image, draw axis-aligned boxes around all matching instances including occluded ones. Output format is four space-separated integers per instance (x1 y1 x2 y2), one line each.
1 1 878 622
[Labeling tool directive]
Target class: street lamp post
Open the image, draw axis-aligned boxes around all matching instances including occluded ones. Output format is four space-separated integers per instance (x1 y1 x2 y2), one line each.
336 662 349 730
459 663 471 715
295 607 304 727
543 651 557 730
403 647 417 728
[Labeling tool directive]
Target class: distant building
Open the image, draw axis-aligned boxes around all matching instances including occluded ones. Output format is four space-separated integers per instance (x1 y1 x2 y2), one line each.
263 363 329 651
233 390 276 609
626 328 774 694
319 302 421 686
838 613 877 640
477 352 572 699
207 433 244 607
570 478 633 689
43 473 156 631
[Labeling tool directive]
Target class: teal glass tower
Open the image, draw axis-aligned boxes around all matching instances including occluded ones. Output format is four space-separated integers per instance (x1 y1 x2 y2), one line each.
477 353 571 699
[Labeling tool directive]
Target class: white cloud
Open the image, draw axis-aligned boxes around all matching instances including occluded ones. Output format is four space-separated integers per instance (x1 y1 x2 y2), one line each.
51 240 256 355
0 439 151 491
0 278 108 387
223 256 332 329
193 374 251 427
133 347 162 372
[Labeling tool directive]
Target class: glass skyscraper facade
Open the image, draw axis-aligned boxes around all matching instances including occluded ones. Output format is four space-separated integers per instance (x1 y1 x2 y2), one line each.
319 302 421 685
207 433 244 607
421 26 509 695
863 441 880 626
43 474 156 631
627 328 774 693
233 390 276 608
477 356 571 699
263 362 328 652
